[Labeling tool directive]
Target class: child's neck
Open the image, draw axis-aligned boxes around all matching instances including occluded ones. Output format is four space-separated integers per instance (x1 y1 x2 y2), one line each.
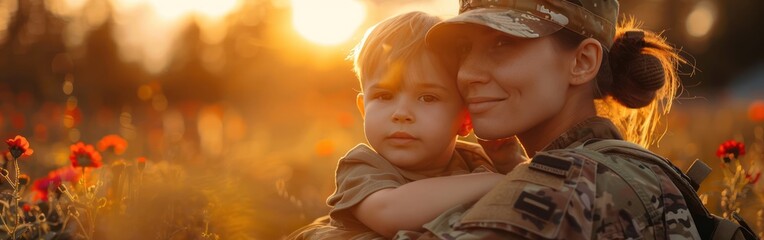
407 151 455 177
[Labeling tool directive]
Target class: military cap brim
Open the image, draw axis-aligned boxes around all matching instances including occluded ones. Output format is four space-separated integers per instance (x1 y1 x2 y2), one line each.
426 8 565 49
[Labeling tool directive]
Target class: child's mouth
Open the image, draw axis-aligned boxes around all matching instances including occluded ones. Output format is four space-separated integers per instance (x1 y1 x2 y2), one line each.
387 131 418 145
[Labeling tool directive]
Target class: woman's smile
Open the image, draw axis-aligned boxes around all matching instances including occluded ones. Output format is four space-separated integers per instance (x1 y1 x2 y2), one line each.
464 96 506 114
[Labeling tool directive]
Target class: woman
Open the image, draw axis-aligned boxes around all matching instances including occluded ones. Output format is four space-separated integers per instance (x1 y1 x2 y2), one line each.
396 0 704 239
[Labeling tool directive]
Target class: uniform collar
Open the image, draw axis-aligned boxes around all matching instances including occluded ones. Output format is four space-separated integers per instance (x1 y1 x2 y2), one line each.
542 116 623 151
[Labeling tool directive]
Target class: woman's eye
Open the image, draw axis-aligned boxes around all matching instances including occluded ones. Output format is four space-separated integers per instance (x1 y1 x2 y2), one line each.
418 95 438 102
452 38 471 58
495 40 510 48
494 37 514 48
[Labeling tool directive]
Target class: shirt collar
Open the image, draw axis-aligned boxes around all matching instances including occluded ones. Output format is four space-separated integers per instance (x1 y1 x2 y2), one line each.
542 116 623 151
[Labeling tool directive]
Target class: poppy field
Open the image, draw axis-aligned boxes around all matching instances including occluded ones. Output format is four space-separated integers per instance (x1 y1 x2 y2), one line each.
1 98 763 239
2 0 764 239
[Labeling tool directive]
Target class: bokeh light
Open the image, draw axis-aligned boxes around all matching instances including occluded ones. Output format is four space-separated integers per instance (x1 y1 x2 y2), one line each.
291 0 366 45
0 0 18 45
1 0 764 238
686 1 716 38
750 100 764 122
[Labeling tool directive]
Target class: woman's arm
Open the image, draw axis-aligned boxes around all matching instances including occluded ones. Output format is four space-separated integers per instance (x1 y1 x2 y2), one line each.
351 172 505 238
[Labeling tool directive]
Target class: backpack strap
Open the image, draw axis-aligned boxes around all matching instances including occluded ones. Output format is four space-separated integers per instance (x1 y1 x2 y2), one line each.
686 159 713 191
573 143 665 240
714 217 745 240
579 139 759 240
579 139 713 217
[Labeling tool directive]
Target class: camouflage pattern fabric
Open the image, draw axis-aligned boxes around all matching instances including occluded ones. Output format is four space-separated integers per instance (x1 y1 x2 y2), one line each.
394 117 701 239
428 0 619 49
287 141 498 240
286 216 386 240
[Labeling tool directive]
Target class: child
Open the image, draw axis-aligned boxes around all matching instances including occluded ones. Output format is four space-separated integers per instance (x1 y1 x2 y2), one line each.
288 11 525 239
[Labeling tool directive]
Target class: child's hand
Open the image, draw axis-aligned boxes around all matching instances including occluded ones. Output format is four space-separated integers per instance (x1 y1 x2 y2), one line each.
478 136 528 174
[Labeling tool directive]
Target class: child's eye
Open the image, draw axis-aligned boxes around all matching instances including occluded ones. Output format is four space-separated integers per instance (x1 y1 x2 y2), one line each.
418 95 438 102
374 93 393 100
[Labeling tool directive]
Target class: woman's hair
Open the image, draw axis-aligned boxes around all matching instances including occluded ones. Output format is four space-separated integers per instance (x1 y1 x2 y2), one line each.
554 19 687 147
350 12 441 89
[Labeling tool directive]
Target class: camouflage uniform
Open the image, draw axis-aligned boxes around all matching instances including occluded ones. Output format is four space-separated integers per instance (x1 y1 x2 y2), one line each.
287 141 497 240
427 0 619 50
394 117 701 239
410 0 702 238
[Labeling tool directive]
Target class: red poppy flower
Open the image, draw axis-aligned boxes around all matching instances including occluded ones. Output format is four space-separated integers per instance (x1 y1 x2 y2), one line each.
32 167 82 202
69 142 103 168
18 174 30 186
716 140 746 162
136 157 147 171
749 100 764 122
97 134 127 155
746 171 762 185
5 135 33 159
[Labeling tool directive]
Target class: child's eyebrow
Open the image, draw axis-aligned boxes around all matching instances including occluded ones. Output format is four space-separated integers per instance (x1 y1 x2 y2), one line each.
367 82 390 90
414 82 449 92
366 83 394 92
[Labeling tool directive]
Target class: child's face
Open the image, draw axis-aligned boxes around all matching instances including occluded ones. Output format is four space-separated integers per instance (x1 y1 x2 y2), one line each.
358 51 468 173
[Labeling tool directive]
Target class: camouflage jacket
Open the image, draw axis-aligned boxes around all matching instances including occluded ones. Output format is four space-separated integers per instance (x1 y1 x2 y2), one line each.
395 117 701 240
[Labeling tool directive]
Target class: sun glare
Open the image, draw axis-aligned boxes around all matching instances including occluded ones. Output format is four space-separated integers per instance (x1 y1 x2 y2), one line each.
291 0 366 45
108 0 239 73
147 0 239 20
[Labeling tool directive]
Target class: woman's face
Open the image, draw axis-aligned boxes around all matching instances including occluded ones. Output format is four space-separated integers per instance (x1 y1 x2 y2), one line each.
452 27 575 140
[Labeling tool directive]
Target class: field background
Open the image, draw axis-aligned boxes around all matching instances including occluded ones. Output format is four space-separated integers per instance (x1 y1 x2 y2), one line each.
1 0 764 239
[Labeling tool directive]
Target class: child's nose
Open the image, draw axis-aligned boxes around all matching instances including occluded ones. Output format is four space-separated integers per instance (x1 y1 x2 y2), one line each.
391 107 414 123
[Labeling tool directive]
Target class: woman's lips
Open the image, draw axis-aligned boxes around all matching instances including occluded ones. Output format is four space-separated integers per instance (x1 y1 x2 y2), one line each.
465 97 505 114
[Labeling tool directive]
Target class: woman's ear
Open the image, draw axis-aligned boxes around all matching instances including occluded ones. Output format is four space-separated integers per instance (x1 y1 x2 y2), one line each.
356 93 366 119
570 38 603 86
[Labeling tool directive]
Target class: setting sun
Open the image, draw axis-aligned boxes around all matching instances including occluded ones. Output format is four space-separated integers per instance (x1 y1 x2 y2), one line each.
291 0 366 45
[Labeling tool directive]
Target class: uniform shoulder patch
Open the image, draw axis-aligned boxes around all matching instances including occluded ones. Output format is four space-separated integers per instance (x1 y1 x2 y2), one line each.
456 151 597 239
529 152 574 177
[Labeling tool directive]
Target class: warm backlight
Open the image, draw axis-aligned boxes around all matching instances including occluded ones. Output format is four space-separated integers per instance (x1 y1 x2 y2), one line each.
291 0 366 45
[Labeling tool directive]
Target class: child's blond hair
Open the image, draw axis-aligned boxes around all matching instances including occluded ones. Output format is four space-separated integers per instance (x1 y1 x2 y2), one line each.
351 12 441 89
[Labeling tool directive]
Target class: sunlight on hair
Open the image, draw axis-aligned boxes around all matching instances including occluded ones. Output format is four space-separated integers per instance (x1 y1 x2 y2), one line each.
386 0 458 19
291 0 366 45
686 1 716 38
0 0 18 43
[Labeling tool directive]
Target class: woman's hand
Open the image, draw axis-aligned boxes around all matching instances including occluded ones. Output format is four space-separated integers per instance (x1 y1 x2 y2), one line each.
478 136 529 174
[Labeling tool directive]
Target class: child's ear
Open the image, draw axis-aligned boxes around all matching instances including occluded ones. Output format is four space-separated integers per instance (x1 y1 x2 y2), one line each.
356 93 365 119
570 38 603 86
457 112 472 137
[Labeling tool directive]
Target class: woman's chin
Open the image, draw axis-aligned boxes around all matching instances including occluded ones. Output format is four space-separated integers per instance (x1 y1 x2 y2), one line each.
473 128 513 141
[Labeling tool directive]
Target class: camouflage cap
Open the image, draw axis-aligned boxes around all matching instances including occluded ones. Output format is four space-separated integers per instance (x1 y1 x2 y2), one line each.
427 0 619 48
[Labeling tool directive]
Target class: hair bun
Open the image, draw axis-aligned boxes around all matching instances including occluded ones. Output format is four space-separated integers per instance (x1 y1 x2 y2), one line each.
608 30 666 108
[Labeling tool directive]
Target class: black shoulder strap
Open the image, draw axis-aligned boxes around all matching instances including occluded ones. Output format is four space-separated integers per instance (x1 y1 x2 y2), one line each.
579 139 758 240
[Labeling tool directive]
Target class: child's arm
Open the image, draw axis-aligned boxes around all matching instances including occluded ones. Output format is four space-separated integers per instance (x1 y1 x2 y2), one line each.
351 172 505 238
479 136 528 174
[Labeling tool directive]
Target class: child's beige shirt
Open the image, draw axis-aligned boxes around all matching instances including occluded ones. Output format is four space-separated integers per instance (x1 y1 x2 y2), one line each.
287 140 496 240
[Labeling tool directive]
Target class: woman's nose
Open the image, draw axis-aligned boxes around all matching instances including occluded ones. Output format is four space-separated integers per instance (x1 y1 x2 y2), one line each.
457 49 490 86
